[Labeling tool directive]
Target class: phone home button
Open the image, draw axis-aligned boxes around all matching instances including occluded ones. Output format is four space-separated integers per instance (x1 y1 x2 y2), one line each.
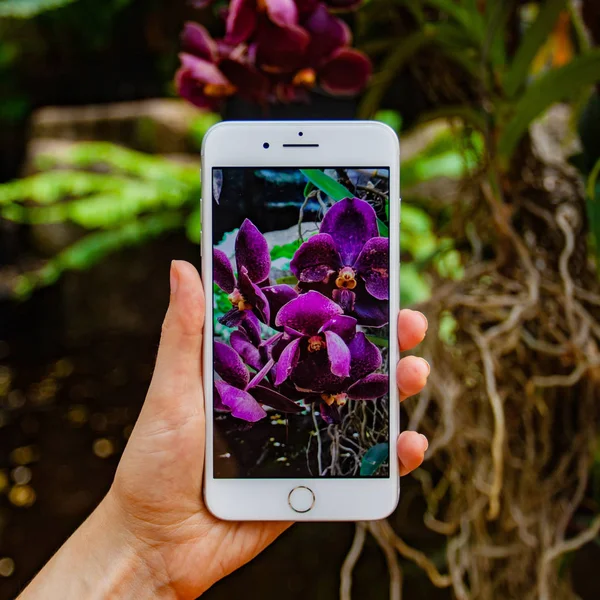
288 486 315 513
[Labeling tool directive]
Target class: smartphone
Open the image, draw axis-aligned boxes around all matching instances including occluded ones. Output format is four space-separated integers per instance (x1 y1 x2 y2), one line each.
201 121 400 521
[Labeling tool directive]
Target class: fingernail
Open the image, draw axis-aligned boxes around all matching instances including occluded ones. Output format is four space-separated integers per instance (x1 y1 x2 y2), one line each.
170 261 180 295
419 357 431 376
417 311 428 332
419 434 429 452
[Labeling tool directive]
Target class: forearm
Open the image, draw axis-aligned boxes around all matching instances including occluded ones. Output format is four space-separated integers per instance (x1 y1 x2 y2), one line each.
18 494 175 600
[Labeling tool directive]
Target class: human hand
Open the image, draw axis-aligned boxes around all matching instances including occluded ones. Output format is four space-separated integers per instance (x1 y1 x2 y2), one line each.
19 260 430 600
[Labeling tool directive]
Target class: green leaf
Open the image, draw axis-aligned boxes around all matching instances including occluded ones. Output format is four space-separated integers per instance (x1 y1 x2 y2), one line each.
586 162 600 263
499 50 600 161
0 0 79 17
303 181 315 198
358 30 431 118
299 169 352 201
366 335 389 348
186 207 201 245
504 0 567 98
35 142 199 186
377 218 389 237
189 113 221 150
271 239 301 261
400 263 431 306
11 213 182 300
423 0 483 41
360 443 389 476
276 275 298 286
578 91 600 173
375 110 403 132
439 311 458 345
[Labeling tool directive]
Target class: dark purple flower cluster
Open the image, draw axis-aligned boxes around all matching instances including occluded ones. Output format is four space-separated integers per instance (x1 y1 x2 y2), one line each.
176 0 371 109
214 198 388 423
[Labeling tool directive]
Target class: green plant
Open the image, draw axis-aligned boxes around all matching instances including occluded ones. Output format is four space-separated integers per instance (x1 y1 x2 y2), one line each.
0 141 204 299
0 0 79 18
360 0 600 165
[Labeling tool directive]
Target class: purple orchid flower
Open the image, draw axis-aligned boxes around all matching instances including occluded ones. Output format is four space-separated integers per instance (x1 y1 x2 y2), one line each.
214 218 298 330
176 22 268 109
292 4 371 97
290 197 389 327
301 331 389 424
225 0 310 74
214 341 302 422
273 290 357 388
214 218 272 328
222 0 370 96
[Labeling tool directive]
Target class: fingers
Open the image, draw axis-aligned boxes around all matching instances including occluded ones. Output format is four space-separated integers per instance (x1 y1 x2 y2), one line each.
144 260 206 422
398 309 428 352
397 431 428 476
397 355 430 401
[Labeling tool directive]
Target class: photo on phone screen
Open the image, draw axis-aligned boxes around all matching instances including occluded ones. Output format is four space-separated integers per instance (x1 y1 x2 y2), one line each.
212 167 390 478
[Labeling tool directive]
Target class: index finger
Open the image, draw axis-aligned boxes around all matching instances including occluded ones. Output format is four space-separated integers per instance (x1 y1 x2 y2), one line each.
398 309 428 352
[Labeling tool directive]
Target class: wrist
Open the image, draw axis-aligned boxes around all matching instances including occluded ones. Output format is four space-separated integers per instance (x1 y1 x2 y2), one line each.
19 493 177 600
91 492 178 600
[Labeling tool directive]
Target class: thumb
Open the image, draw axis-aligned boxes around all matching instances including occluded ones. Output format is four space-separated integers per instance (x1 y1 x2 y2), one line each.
142 260 206 427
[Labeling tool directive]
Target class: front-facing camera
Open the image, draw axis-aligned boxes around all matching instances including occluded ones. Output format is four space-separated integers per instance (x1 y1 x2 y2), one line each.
298 131 304 137
263 142 270 149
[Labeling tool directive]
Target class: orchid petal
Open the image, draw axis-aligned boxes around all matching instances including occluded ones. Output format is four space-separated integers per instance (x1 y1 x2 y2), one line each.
230 330 263 371
214 341 249 388
225 0 258 45
238 267 270 324
303 4 351 66
354 237 389 300
175 68 219 110
214 249 235 293
220 58 270 103
295 0 319 15
179 53 230 85
256 22 310 73
250 385 303 413
352 290 388 327
319 401 341 424
181 22 217 62
319 48 372 96
320 315 357 341
290 233 341 283
235 219 271 283
215 380 266 422
262 284 298 328
291 353 345 392
275 290 342 335
241 311 262 345
214 385 229 412
275 337 302 386
348 332 382 381
320 197 378 265
324 330 351 378
332 288 356 313
348 374 389 400
218 307 246 328
264 0 298 27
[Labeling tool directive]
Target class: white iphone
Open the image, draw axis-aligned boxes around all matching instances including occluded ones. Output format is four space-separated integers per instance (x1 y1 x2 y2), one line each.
201 121 400 521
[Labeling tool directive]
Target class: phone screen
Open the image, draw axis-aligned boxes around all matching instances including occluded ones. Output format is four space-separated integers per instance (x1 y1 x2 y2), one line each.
212 167 390 478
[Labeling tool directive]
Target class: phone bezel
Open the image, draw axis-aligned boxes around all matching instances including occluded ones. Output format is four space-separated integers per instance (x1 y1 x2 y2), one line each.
202 121 400 521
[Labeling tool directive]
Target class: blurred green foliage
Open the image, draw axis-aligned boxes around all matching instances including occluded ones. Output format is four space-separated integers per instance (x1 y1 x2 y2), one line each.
0 141 204 299
0 0 79 18
572 92 600 264
360 0 600 265
360 0 600 160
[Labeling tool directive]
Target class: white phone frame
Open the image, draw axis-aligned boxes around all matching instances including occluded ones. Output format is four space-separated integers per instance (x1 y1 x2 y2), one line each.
201 121 400 521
